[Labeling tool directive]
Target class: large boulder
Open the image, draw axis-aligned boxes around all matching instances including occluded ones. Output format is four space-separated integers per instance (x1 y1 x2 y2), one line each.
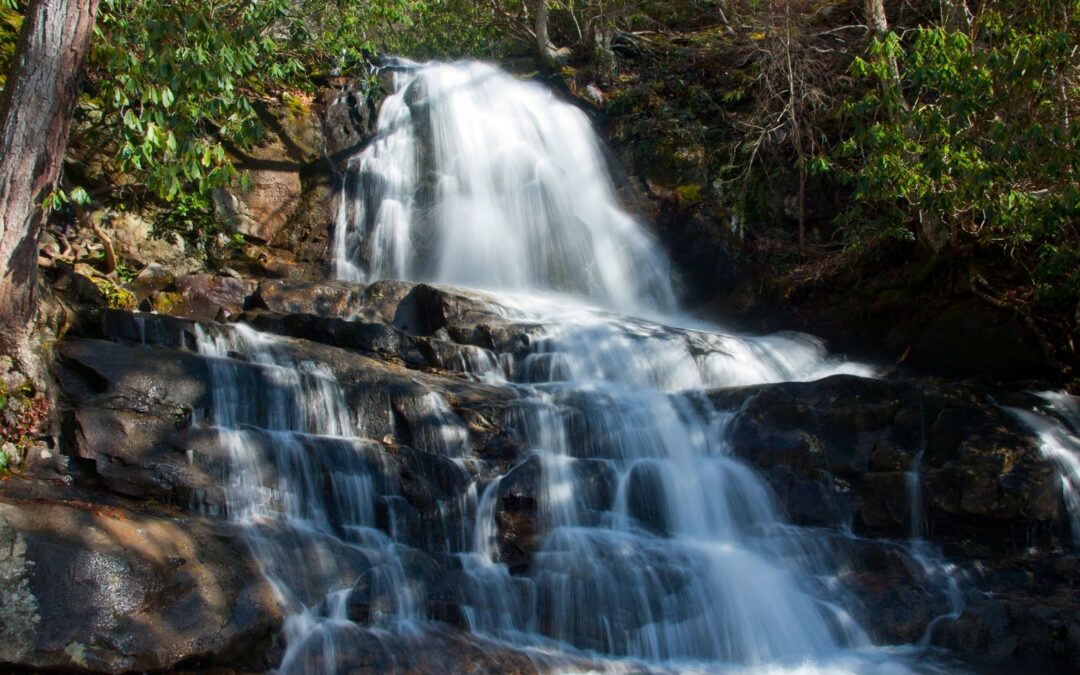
247 279 364 318
716 375 1063 551
172 273 250 321
0 485 280 673
213 97 325 244
930 557 1080 672
214 171 303 244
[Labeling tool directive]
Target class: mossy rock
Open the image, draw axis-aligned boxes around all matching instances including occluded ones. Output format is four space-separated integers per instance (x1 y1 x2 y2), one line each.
90 278 137 310
641 139 707 190
676 183 705 205
150 291 183 315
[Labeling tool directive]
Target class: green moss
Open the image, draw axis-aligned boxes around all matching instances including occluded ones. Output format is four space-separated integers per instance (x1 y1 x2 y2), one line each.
676 183 704 204
643 140 707 189
151 291 183 315
282 91 312 119
91 278 137 310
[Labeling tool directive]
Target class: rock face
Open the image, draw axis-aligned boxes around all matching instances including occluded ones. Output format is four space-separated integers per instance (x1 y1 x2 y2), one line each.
3 275 1076 672
171 273 250 321
0 483 281 673
215 170 303 244
208 79 388 273
716 376 1063 551
212 99 324 245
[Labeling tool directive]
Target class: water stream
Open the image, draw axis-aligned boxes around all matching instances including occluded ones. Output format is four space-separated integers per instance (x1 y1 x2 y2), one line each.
195 59 973 672
1009 394 1080 547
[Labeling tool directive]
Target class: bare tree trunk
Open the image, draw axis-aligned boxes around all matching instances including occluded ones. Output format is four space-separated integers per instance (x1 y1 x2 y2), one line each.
940 0 972 31
0 0 100 379
535 0 569 67
864 0 888 34
782 1 807 255
536 0 556 63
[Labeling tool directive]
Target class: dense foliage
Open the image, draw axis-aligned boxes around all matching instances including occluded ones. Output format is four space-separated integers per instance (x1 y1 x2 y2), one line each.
78 0 435 201
839 1 1080 309
2 0 1077 317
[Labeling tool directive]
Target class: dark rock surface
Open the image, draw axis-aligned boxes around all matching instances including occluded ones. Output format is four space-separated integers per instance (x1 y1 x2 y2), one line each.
714 375 1063 551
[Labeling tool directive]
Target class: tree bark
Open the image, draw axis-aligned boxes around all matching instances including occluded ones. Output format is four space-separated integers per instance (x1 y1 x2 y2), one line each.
864 0 888 35
535 0 568 66
0 0 100 378
536 0 555 62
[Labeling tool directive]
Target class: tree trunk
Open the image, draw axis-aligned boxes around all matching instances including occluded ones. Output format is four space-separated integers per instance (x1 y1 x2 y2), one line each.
0 0 99 378
535 0 568 66
864 0 888 35
864 0 903 83
536 0 555 62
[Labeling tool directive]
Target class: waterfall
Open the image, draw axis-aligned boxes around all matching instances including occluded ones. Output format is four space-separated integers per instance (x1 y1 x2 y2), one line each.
335 60 676 312
1008 394 1080 547
195 324 424 674
199 58 967 672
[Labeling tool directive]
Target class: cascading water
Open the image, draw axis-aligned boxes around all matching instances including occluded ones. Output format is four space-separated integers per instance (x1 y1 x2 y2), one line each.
1008 393 1080 547
335 60 675 312
205 58 971 673
905 449 965 647
195 324 424 673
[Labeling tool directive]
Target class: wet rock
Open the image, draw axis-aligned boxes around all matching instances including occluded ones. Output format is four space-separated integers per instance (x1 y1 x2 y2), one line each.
57 338 211 410
352 281 544 357
236 311 426 366
625 461 671 535
63 404 227 511
279 624 542 674
55 338 230 510
846 568 952 645
103 309 199 351
718 375 1063 548
0 486 281 672
932 589 1080 672
496 456 543 572
322 74 388 161
492 455 617 569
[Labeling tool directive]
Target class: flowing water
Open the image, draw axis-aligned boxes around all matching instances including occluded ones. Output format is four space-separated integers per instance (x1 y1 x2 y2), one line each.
190 59 974 672
1008 393 1080 547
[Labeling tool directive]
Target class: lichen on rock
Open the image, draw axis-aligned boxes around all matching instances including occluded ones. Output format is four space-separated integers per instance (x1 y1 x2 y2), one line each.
0 509 40 664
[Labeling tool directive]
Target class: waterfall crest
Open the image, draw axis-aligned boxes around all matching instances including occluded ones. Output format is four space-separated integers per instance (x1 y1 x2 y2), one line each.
335 60 676 312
